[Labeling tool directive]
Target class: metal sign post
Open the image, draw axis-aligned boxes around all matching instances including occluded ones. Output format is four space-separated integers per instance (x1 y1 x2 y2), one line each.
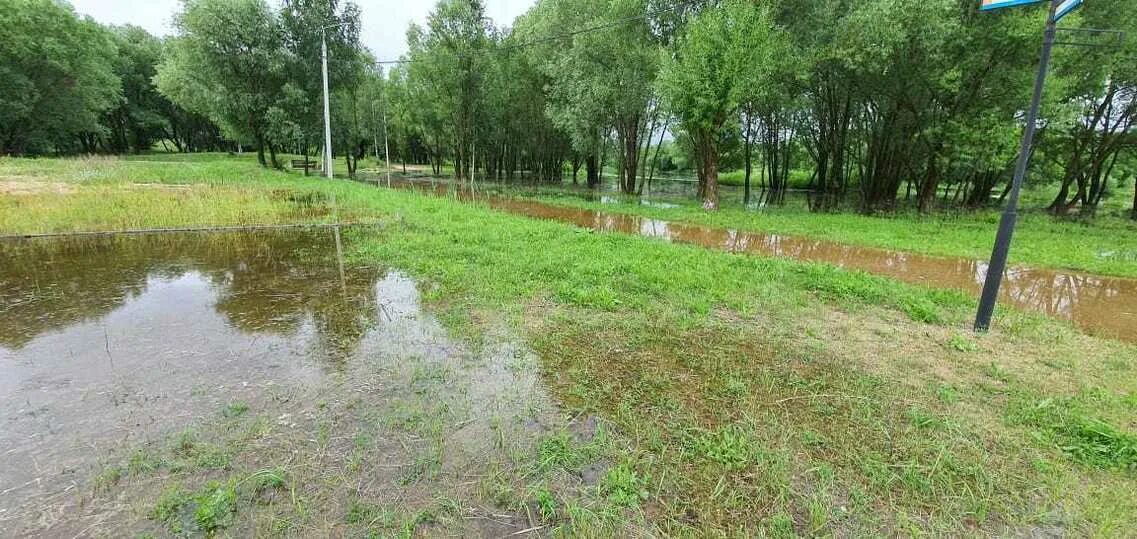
975 0 1071 332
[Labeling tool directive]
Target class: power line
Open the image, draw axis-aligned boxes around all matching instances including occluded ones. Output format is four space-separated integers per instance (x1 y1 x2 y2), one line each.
375 0 706 66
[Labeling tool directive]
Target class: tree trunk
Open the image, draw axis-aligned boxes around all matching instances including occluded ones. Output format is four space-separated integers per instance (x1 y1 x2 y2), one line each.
743 114 753 207
917 152 941 214
1132 176 1137 220
700 134 719 211
255 135 267 167
586 153 600 188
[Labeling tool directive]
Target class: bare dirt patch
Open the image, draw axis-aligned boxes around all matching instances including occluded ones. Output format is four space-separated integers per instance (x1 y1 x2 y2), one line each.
0 180 74 196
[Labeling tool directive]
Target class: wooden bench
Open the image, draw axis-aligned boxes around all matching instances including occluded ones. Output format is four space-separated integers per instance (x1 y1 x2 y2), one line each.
290 159 320 170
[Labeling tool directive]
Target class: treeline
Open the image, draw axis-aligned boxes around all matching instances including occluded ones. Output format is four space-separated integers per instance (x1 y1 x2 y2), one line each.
3 0 1134 216
384 0 1136 215
1 0 225 155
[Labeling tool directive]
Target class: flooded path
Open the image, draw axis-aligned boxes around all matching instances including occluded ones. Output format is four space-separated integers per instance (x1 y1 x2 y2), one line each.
0 229 558 536
388 179 1137 342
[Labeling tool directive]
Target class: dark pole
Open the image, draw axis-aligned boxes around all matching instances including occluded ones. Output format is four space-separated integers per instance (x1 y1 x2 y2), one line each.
975 0 1060 332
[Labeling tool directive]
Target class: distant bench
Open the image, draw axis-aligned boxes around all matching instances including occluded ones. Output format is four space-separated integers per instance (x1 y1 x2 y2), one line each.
290 159 320 170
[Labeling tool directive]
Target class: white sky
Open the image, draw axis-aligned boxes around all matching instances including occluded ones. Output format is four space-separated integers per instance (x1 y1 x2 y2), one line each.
68 0 536 62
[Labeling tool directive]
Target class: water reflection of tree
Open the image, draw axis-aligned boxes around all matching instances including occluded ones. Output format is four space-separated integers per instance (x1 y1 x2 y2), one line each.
0 230 381 360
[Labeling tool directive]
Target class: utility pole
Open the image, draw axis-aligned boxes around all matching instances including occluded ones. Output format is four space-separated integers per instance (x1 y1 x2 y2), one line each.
320 23 343 180
975 0 1061 332
379 65 392 188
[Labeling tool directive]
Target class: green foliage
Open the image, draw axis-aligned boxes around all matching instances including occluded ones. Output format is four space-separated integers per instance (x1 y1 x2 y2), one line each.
599 464 648 507
222 401 250 418
156 0 288 165
687 425 763 470
0 0 120 154
658 0 787 207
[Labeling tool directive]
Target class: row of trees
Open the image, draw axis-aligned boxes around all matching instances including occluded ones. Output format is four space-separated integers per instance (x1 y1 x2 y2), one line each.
3 0 1134 217
379 0 1135 215
1 0 225 155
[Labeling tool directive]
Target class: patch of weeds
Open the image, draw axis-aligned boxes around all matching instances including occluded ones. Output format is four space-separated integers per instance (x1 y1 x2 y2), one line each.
535 487 558 521
900 297 943 324
244 468 287 499
169 428 230 471
947 333 979 353
194 481 238 532
173 428 197 456
410 362 449 390
346 499 394 526
151 485 193 535
687 425 762 470
904 407 946 430
94 466 123 491
190 444 230 470
765 511 797 537
127 448 161 476
1008 396 1137 470
222 401 250 418
712 373 750 398
600 463 649 507
537 433 577 472
800 430 828 448
353 432 373 449
150 480 239 535
936 383 960 405
399 453 442 485
983 362 1013 383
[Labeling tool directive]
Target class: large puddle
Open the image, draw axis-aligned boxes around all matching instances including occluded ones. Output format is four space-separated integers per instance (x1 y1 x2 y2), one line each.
389 179 1137 342
0 228 557 535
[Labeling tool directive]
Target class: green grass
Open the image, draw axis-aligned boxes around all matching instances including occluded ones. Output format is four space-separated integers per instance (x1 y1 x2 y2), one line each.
527 191 1137 278
4 155 1137 535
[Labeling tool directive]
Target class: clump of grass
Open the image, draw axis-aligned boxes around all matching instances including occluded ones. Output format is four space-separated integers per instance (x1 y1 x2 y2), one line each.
222 401 250 418
948 333 979 353
687 425 763 470
345 499 394 527
600 464 649 508
1008 396 1137 470
534 487 558 521
194 481 238 532
150 476 272 535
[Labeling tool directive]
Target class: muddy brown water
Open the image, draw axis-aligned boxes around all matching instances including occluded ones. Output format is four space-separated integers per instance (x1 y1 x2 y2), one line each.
0 228 556 536
387 179 1137 343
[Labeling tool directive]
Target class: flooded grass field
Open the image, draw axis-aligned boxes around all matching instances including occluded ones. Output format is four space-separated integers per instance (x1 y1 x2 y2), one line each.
386 178 1137 342
0 229 593 536
3 157 1137 536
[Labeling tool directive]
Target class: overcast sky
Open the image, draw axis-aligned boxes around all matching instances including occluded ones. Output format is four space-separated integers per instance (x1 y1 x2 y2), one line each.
68 0 536 62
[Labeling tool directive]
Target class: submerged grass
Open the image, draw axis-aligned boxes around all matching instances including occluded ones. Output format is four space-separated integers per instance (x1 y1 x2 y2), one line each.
4 155 1137 535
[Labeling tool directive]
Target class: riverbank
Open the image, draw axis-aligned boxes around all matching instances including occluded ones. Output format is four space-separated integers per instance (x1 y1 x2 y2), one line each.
2 155 1136 536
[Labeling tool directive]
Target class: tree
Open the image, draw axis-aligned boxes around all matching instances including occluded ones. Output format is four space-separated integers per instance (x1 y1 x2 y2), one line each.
99 26 171 154
156 0 289 167
658 0 783 210
279 0 365 163
0 0 120 155
406 0 491 182
522 0 658 191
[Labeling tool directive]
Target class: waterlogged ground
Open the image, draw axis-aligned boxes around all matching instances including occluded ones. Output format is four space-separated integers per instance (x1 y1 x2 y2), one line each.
0 229 588 536
386 178 1137 343
3 157 1137 536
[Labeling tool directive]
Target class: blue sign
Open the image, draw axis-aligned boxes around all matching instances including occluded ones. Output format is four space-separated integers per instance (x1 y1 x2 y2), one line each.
980 0 1045 10
1054 0 1084 21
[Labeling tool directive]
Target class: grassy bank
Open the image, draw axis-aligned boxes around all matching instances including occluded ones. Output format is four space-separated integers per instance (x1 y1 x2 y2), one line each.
3 156 1137 535
526 192 1137 279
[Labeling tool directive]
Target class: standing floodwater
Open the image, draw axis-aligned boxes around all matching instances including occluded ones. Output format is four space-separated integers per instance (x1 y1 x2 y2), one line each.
0 228 555 536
